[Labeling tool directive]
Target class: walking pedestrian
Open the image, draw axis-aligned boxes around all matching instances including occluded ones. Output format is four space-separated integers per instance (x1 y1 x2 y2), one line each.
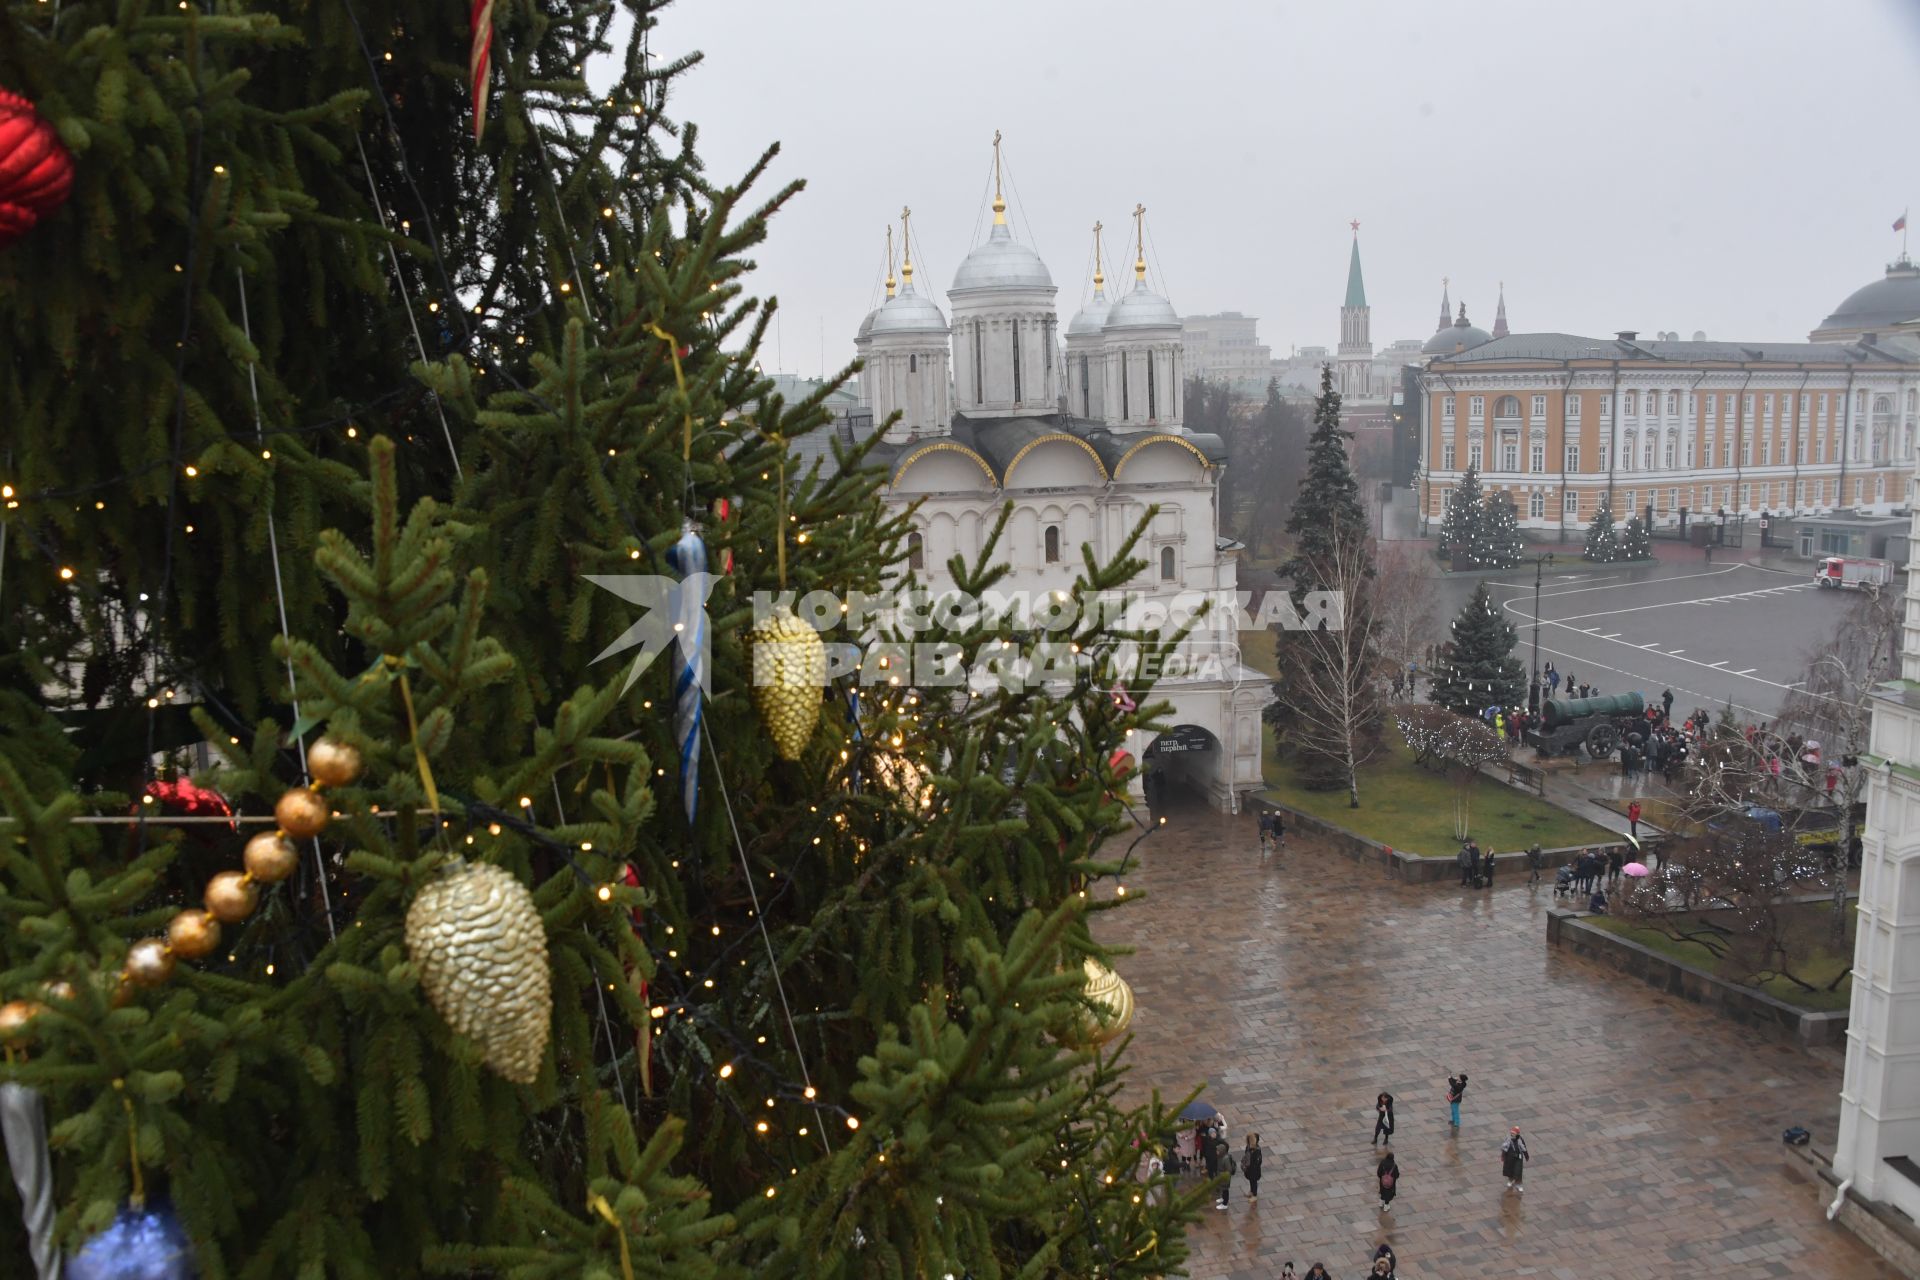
1446 1072 1468 1128
1373 1243 1398 1276
1501 1126 1530 1192
1281 1264 1297 1280
1242 1133 1262 1201
1607 844 1626 890
1526 843 1544 887
1376 1149 1399 1211
1371 1256 1394 1278
1627 799 1643 839
1372 1091 1395 1146
1545 661 1559 693
1661 688 1674 721
1202 1122 1226 1209
1304 1265 1330 1280
1273 810 1286 852
1258 810 1275 859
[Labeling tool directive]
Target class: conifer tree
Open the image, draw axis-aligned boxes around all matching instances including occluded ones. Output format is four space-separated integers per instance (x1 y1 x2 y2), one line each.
1584 501 1621 563
0 4 1203 1275
1471 493 1525 570
1437 466 1484 563
1618 511 1654 561
1430 583 1526 717
1270 365 1383 791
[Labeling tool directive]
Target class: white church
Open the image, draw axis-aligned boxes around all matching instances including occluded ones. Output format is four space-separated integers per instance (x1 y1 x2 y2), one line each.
837 145 1271 811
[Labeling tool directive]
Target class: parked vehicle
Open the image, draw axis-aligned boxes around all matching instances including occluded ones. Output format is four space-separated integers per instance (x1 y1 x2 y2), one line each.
1814 556 1893 590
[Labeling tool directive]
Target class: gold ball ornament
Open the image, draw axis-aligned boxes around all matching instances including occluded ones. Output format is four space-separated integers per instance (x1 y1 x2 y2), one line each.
274 786 331 839
243 832 300 883
39 981 76 1004
872 752 935 811
204 870 259 924
404 860 553 1085
166 909 221 960
749 604 826 761
306 736 364 788
1078 958 1136 1048
125 938 176 987
0 1000 44 1045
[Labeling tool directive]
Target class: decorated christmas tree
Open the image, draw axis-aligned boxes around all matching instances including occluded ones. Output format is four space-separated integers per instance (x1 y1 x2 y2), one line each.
1618 511 1654 560
1584 501 1621 563
1429 584 1527 717
0 4 1200 1276
1437 466 1484 562
1471 492 1525 570
1269 365 1383 792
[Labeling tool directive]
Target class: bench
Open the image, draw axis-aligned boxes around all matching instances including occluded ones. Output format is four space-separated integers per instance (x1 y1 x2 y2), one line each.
1505 761 1546 797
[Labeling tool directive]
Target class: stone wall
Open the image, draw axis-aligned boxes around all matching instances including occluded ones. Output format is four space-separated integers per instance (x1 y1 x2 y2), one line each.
1546 908 1849 1048
1784 1143 1920 1276
1251 796 1639 886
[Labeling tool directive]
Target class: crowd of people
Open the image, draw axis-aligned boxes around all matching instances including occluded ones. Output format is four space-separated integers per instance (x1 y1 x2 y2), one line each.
1153 1077 1534 1276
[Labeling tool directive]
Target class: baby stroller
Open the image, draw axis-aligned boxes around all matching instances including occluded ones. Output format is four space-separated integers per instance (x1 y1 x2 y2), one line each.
1552 864 1575 899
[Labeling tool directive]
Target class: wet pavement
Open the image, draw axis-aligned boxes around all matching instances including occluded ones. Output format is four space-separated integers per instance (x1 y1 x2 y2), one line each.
1099 803 1894 1279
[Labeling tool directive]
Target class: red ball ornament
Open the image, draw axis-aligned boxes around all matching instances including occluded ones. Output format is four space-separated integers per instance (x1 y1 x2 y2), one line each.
0 89 75 248
139 778 236 827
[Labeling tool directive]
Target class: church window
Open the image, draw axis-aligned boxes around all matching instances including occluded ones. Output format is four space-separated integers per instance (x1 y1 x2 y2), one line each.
1121 352 1130 418
1565 444 1579 472
907 531 924 572
1044 319 1054 375
1159 546 1176 581
1148 359 1158 420
1079 356 1091 417
1044 526 1061 564
909 354 917 373
1012 319 1023 403
973 321 983 403
1529 491 1545 519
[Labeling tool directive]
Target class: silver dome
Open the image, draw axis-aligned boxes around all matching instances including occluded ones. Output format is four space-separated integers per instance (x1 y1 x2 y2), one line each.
867 284 948 336
1103 279 1179 331
1816 257 1920 335
855 307 878 341
1067 287 1111 337
951 223 1055 292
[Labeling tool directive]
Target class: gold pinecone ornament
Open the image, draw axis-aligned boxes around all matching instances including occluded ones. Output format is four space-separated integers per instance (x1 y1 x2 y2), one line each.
405 860 553 1084
750 604 826 760
1078 957 1136 1048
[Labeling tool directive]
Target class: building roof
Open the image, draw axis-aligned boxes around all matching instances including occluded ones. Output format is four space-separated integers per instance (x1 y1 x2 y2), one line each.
1105 278 1181 331
1344 235 1366 309
867 284 948 335
856 413 1227 486
1815 255 1920 336
1067 285 1111 337
1427 331 1917 367
1422 305 1492 356
951 221 1054 293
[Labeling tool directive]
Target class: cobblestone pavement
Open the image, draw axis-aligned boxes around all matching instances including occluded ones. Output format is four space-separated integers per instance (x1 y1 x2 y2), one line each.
1100 805 1895 1279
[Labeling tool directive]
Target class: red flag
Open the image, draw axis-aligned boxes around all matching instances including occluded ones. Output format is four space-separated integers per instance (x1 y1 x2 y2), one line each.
470 0 496 143
1896 211 1908 233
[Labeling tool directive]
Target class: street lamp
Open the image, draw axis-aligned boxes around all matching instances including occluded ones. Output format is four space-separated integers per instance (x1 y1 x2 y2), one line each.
1527 552 1554 714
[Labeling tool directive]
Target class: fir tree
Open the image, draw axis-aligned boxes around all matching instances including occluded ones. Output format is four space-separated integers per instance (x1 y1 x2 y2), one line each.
1270 365 1382 792
1471 493 1525 570
1584 502 1621 563
1429 584 1527 717
0 5 1202 1276
1618 511 1654 561
1437 466 1484 564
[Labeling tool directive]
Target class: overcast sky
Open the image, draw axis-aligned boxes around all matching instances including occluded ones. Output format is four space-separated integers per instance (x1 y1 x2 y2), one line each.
642 0 1920 377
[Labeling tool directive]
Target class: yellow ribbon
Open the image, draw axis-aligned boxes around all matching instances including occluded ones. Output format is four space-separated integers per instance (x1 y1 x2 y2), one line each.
394 668 440 816
587 1192 635 1280
120 1091 145 1209
643 323 692 462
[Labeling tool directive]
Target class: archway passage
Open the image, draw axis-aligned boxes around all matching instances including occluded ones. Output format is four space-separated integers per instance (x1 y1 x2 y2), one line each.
1142 724 1222 819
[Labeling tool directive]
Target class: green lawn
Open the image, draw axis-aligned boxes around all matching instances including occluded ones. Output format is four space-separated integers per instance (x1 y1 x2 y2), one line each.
1585 905 1854 1012
1237 632 1282 681
1261 724 1616 857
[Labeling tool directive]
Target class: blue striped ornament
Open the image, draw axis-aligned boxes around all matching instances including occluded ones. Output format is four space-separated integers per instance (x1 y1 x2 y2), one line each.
665 524 709 825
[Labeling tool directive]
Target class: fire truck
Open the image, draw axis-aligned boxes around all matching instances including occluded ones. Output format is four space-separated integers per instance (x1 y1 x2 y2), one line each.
1813 556 1893 590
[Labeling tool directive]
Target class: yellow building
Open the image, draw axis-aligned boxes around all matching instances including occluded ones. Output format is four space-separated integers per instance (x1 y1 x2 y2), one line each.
1417 315 1920 534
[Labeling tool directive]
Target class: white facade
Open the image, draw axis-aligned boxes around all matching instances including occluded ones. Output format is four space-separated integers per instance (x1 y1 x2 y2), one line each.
845 193 1270 810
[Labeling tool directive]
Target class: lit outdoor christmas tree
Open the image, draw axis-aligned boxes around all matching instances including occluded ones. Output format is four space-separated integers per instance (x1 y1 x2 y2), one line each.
1437 465 1484 563
1429 584 1527 717
1584 501 1621 563
0 4 1201 1275
1618 511 1654 560
1470 492 1525 570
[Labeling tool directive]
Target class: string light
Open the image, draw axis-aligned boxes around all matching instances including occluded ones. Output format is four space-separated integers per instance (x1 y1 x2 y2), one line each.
718 1063 734 1079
